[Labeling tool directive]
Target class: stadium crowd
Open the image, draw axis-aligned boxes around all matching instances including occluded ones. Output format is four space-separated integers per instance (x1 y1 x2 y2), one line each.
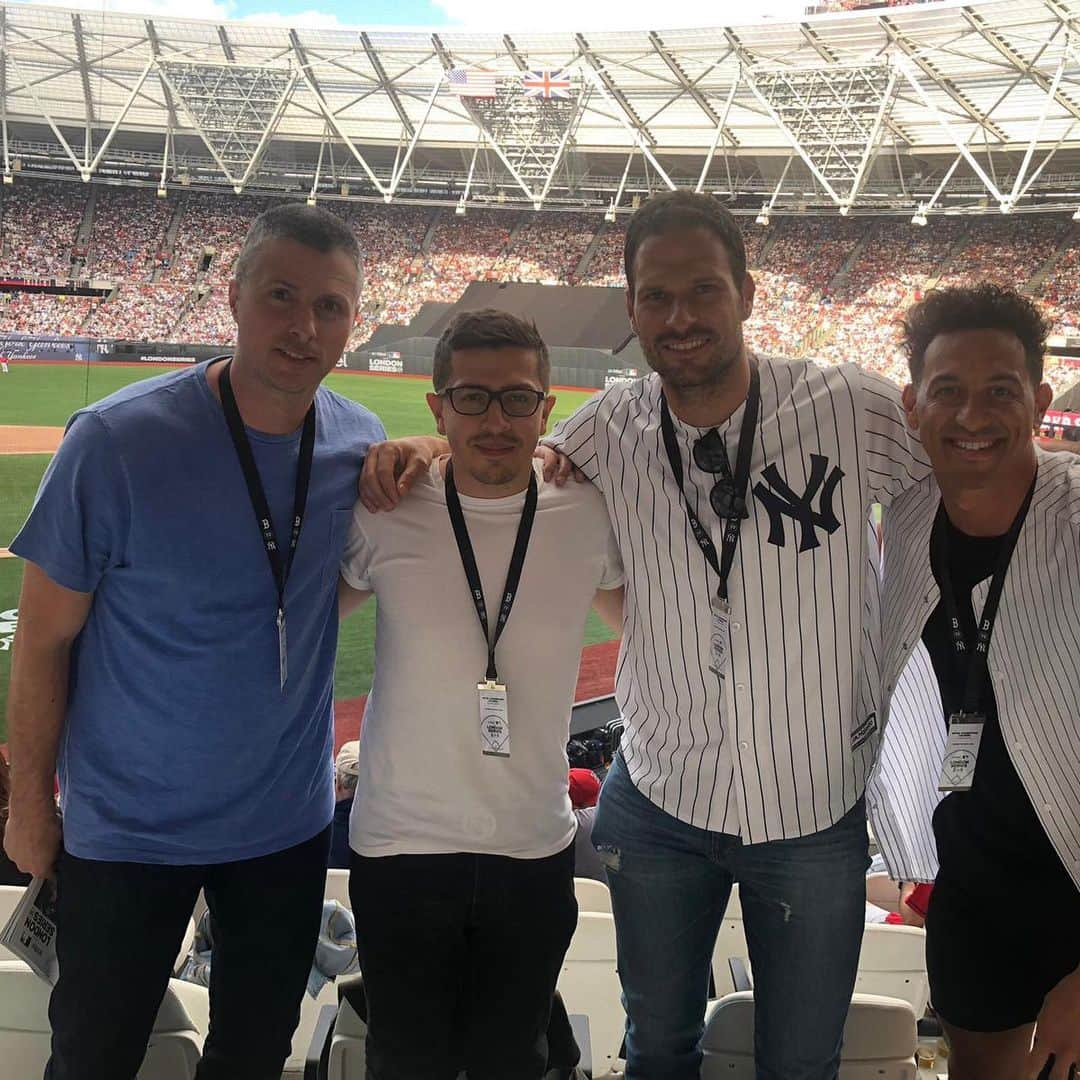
0 178 1078 393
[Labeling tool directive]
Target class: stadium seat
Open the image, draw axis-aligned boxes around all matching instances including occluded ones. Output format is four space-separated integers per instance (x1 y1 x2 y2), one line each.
573 877 612 913
556 912 624 1078
700 990 918 1079
710 883 746 998
0 959 205 1078
854 923 929 1016
324 868 351 909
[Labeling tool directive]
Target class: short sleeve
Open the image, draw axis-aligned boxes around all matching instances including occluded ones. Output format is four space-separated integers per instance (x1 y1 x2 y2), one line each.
340 503 375 591
544 393 604 491
859 369 931 508
598 522 624 590
9 411 131 594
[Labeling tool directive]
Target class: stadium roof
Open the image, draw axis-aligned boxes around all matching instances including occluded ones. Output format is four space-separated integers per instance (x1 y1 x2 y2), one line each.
2 0 1080 214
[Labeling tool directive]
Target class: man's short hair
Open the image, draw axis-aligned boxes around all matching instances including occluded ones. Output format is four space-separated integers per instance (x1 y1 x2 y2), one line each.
900 283 1050 385
623 190 747 294
335 740 360 794
432 308 550 392
233 202 362 293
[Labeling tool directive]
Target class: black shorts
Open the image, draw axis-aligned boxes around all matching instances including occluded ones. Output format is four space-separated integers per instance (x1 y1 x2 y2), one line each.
926 871 1080 1032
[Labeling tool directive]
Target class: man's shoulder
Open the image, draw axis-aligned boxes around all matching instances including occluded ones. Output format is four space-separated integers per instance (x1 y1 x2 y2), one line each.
766 354 899 403
315 385 386 441
83 362 206 425
537 467 610 520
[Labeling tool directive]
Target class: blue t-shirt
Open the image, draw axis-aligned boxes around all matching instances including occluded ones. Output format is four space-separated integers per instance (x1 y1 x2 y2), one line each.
11 361 386 864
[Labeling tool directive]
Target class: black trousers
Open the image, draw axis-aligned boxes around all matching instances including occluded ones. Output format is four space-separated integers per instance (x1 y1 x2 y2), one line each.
45 826 330 1080
349 842 578 1080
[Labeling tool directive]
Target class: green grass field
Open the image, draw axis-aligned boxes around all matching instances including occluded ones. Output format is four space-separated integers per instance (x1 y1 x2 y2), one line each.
0 363 615 739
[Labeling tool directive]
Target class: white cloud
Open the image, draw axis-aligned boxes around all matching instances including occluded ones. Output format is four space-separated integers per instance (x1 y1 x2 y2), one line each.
431 0 807 31
10 0 341 28
238 9 342 27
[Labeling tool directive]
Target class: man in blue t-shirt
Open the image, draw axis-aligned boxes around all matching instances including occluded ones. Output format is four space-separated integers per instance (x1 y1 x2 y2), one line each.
3 203 386 1080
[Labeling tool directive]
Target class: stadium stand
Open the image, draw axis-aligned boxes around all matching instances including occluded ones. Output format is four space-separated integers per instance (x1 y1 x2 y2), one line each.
1 178 1079 393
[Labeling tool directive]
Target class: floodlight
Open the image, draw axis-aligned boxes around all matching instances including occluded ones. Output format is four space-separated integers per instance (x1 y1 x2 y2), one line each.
455 203 467 216
2 174 12 186
340 183 350 197
1072 207 1080 222
156 186 167 198
911 204 928 227
755 203 770 227
839 204 850 217
306 196 317 207
604 206 616 224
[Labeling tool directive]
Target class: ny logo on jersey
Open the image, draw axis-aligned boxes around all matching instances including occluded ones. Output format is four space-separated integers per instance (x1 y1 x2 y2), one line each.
752 454 845 552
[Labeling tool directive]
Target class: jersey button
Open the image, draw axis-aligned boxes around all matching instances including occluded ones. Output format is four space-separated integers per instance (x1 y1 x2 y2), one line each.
738 741 749 751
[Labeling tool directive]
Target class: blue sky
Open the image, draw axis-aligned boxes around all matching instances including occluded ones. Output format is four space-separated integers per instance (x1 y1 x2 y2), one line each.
16 0 809 33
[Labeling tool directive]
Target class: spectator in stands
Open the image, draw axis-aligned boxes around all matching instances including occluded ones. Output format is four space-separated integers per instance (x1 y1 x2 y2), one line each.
869 284 1080 1080
329 740 360 870
569 768 605 883
3 203 386 1080
337 308 624 1080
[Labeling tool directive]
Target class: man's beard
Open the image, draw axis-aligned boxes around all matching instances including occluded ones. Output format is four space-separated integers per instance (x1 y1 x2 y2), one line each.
640 336 742 393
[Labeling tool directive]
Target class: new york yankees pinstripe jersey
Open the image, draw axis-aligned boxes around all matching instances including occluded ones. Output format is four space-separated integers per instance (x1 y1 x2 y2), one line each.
547 355 930 842
867 447 1080 890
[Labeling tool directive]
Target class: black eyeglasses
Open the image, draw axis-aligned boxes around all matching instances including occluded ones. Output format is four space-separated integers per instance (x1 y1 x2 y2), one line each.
441 386 546 418
694 428 749 519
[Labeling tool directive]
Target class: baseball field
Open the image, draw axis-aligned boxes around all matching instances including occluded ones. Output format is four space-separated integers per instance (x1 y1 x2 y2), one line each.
0 362 619 744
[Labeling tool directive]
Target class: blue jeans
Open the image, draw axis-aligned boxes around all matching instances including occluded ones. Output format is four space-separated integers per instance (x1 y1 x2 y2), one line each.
592 755 869 1080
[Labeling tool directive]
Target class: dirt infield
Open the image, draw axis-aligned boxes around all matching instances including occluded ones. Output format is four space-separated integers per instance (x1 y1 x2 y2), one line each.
0 425 64 454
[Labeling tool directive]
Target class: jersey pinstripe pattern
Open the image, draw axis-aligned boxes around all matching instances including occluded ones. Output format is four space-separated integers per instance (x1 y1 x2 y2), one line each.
547 355 929 842
867 447 1080 890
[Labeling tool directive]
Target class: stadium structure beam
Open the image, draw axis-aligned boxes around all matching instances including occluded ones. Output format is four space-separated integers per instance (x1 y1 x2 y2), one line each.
360 31 415 140
647 31 737 145
71 13 95 168
429 33 538 205
84 59 155 180
574 35 657 148
288 29 388 198
145 20 181 134
217 26 236 63
961 8 1080 126
879 17 1009 145
4 53 83 175
1005 48 1069 209
895 59 1004 206
387 76 442 198
502 35 529 73
695 72 739 194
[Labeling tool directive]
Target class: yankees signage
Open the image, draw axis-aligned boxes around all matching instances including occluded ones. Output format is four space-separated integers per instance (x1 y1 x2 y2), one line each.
752 454 845 551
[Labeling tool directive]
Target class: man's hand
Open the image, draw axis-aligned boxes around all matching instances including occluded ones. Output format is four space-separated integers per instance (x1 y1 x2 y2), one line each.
3 797 61 879
359 436 446 512
534 445 585 486
1026 966 1080 1079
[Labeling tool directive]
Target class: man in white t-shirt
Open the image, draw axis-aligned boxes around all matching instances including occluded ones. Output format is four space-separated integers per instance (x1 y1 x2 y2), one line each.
338 308 624 1080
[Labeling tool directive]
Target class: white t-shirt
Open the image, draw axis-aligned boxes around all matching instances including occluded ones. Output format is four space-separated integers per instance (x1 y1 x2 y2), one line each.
340 460 624 859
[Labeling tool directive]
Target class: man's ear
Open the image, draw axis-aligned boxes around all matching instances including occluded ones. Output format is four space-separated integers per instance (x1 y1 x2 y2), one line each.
228 279 240 322
1034 381 1053 426
426 392 447 436
901 383 919 432
740 272 756 322
625 287 638 337
538 394 557 436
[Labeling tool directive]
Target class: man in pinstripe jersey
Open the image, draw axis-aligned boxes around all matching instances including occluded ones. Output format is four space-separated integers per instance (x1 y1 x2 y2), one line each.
867 285 1079 1080
360 191 930 1079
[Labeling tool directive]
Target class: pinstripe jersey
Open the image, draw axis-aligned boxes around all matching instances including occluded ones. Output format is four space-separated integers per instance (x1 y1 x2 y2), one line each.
546 355 929 842
866 447 1080 890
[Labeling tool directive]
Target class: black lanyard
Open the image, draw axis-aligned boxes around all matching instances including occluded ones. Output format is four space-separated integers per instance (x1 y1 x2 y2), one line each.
445 460 538 683
659 365 760 601
930 473 1036 715
218 359 316 622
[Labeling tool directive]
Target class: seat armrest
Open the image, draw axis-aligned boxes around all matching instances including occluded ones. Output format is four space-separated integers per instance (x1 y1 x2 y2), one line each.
304 1003 338 1080
728 956 752 993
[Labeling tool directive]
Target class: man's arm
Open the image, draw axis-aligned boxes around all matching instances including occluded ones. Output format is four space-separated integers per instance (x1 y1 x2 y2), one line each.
359 435 447 513
337 574 373 619
858 368 931 507
1026 963 1080 1080
3 562 93 877
591 586 624 633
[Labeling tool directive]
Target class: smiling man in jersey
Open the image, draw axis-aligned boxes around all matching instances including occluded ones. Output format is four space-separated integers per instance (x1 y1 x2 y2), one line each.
868 284 1080 1080
338 309 624 1080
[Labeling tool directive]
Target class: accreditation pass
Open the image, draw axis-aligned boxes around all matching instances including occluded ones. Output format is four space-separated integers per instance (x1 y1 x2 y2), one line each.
478 681 510 757
937 715 984 792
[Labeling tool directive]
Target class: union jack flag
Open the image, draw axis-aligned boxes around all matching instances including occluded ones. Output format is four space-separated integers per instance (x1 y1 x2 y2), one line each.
522 70 572 99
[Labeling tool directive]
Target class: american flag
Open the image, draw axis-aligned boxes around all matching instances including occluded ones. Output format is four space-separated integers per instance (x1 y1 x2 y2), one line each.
522 70 572 99
446 68 498 98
